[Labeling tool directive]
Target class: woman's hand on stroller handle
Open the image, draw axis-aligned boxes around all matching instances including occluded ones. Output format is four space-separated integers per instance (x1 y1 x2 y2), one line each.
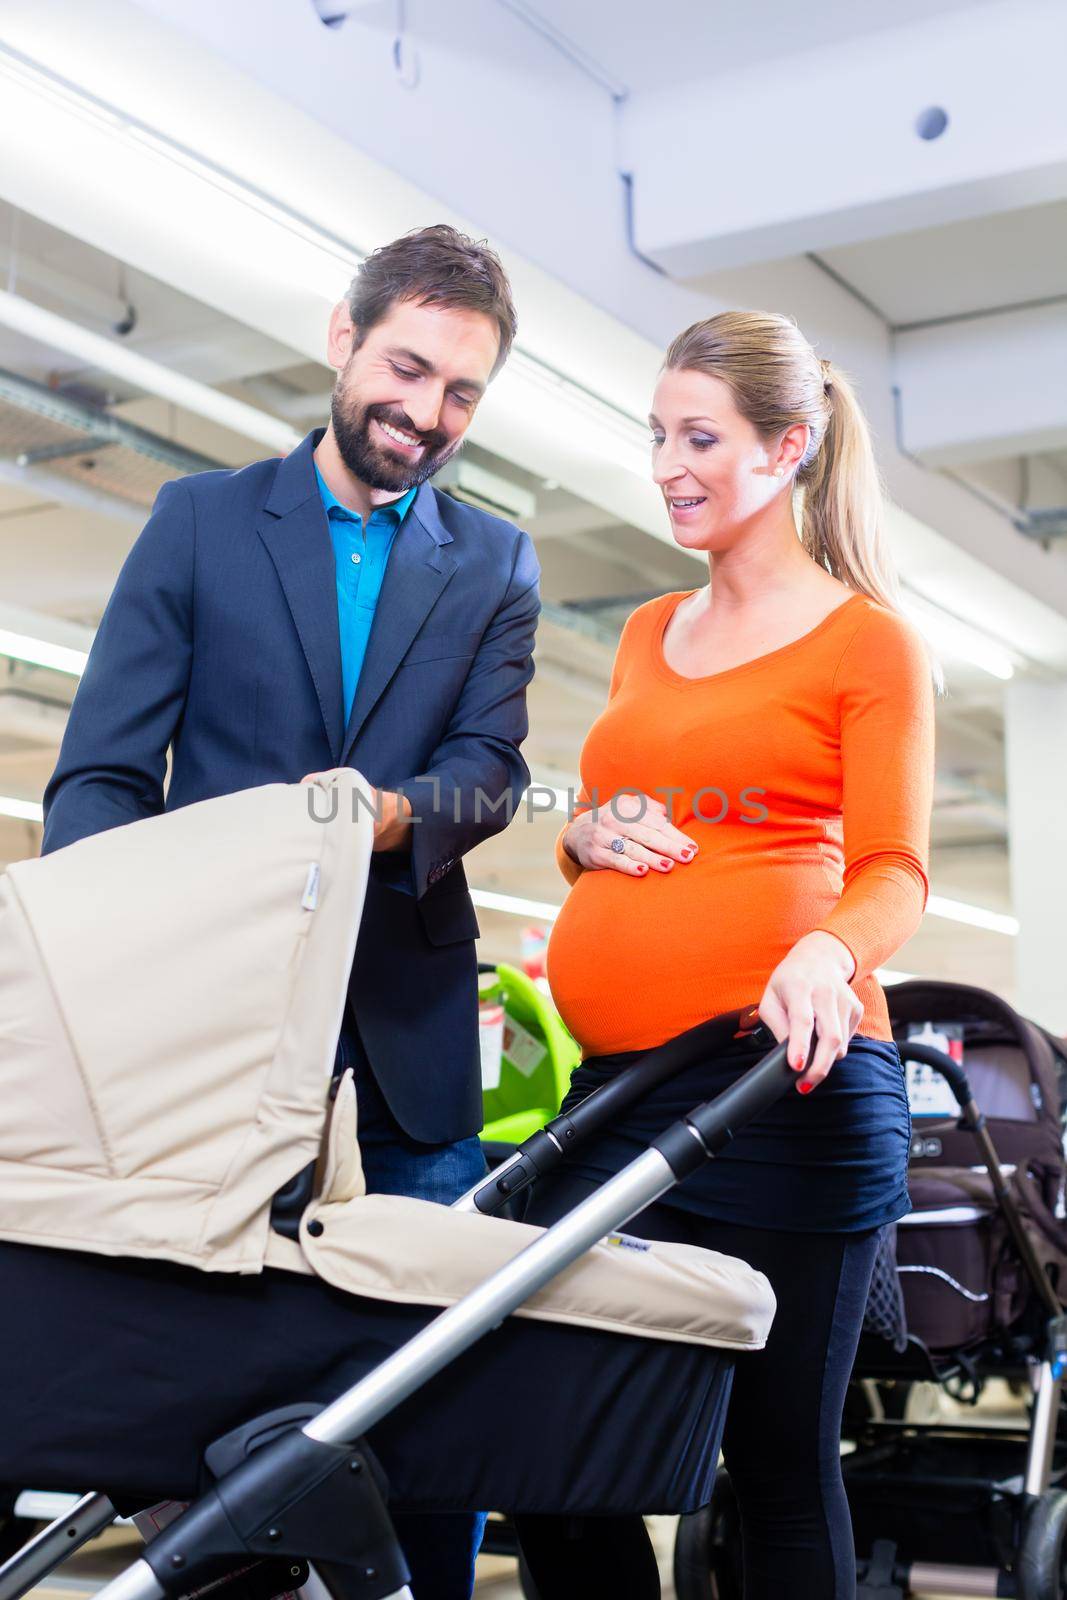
561 790 698 877
758 930 864 1092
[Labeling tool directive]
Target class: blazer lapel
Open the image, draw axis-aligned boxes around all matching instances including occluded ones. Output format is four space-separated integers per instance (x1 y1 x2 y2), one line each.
340 483 457 764
257 431 345 761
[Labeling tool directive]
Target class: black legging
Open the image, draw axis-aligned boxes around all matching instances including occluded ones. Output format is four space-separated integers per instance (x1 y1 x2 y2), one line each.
515 1173 880 1600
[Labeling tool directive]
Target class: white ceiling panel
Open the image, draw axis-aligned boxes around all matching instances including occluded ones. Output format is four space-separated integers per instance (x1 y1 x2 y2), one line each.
419 0 988 93
820 200 1067 326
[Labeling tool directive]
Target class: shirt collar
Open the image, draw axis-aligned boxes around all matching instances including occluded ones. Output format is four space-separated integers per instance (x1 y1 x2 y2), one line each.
314 463 417 526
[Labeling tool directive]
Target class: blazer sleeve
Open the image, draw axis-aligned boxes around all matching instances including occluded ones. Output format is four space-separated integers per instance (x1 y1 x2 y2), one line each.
399 527 540 899
813 606 935 980
42 479 196 854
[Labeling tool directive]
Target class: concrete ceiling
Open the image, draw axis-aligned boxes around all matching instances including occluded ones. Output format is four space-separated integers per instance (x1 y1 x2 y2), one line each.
817 199 1067 328
0 204 1021 998
352 0 983 93
1 0 1059 1011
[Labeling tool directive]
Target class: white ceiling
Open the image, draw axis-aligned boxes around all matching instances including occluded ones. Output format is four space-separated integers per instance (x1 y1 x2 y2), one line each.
365 0 985 93
818 199 1067 327
1 0 1059 1009
0 204 1021 998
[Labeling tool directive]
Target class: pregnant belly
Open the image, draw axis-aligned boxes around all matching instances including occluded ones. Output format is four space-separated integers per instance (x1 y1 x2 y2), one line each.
546 854 839 1057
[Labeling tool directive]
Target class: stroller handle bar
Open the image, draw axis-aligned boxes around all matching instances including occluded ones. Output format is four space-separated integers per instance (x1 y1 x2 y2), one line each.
896 1039 972 1106
302 1033 799 1448
86 1022 810 1600
459 1005 778 1217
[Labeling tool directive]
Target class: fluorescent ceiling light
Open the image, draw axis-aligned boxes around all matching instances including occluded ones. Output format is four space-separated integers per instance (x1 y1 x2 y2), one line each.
470 888 562 923
123 125 359 298
0 47 649 483
0 288 300 455
0 43 360 309
0 795 44 824
0 456 143 527
435 457 538 522
524 781 573 815
0 40 1054 689
0 627 87 677
501 351 649 479
902 594 1017 681
472 884 1017 941
13 1492 81 1523
926 893 1019 937
0 49 125 135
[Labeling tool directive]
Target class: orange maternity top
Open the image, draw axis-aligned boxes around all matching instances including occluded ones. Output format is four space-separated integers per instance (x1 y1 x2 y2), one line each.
546 590 935 1057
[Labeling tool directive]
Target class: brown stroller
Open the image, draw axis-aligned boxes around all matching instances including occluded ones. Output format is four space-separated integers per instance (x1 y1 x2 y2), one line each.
848 981 1067 1600
672 979 1067 1600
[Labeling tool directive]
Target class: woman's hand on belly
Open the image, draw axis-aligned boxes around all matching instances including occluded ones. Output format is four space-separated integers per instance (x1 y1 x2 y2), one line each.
758 930 865 1094
561 791 698 878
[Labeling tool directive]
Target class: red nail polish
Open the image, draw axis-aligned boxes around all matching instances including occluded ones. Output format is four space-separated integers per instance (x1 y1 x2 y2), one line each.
661 859 672 869
637 864 648 874
798 1080 814 1094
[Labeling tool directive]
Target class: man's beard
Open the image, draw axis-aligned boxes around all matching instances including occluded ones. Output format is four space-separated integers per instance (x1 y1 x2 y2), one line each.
331 383 458 494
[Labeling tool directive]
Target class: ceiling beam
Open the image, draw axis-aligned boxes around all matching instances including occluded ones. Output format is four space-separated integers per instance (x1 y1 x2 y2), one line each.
0 455 143 524
0 288 299 453
0 599 94 667
623 0 1067 276
896 302 1067 465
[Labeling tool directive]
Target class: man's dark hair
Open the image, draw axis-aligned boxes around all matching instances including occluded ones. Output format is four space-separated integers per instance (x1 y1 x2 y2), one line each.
344 224 517 377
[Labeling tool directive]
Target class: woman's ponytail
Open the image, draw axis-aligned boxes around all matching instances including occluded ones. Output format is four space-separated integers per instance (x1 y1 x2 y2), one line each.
798 360 900 614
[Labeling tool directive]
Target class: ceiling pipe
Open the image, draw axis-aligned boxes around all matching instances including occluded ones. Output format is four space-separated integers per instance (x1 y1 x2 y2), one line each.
237 374 330 424
0 456 143 525
0 600 93 676
1014 506 1067 541
0 366 220 477
0 287 300 454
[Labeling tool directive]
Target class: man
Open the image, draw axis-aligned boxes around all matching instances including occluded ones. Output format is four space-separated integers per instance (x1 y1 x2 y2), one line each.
43 225 540 1598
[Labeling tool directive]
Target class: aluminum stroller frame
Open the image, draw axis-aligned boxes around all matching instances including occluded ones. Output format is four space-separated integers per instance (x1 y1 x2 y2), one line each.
0 1006 791 1600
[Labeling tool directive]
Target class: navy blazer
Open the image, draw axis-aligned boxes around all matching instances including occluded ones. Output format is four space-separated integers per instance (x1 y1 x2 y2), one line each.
43 429 541 1142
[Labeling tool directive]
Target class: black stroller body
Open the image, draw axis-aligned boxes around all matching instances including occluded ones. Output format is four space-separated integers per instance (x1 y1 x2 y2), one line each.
843 981 1067 1600
0 775 788 1600
884 981 1067 1368
671 980 1067 1600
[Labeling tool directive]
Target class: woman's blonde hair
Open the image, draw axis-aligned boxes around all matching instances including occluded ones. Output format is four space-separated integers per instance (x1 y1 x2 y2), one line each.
664 310 902 614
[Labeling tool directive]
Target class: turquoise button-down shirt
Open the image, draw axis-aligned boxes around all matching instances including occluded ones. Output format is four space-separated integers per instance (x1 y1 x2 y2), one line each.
315 464 417 726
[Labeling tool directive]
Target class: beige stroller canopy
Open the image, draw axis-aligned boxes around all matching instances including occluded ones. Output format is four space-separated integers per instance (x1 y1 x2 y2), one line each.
0 773 774 1352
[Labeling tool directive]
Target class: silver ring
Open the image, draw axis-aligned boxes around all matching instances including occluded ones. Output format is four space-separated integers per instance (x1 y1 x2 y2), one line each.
610 836 626 854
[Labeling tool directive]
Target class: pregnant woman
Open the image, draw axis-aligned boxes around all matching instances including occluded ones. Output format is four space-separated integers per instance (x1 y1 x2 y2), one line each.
515 312 936 1599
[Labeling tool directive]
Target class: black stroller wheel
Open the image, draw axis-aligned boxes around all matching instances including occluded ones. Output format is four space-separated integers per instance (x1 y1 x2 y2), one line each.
673 1470 742 1600
1018 1490 1067 1600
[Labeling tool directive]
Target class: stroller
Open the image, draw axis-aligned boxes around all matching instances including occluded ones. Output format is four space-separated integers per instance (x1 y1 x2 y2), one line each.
0 771 794 1600
672 980 1067 1600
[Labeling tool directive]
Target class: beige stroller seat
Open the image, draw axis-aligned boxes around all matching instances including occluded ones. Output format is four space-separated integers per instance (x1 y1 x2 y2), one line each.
0 773 773 1526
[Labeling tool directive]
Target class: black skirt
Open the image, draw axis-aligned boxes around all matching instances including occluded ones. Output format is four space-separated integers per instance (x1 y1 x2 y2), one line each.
558 1031 912 1233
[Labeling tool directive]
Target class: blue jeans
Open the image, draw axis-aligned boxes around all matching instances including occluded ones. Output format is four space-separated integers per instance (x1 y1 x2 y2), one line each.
336 1019 488 1600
